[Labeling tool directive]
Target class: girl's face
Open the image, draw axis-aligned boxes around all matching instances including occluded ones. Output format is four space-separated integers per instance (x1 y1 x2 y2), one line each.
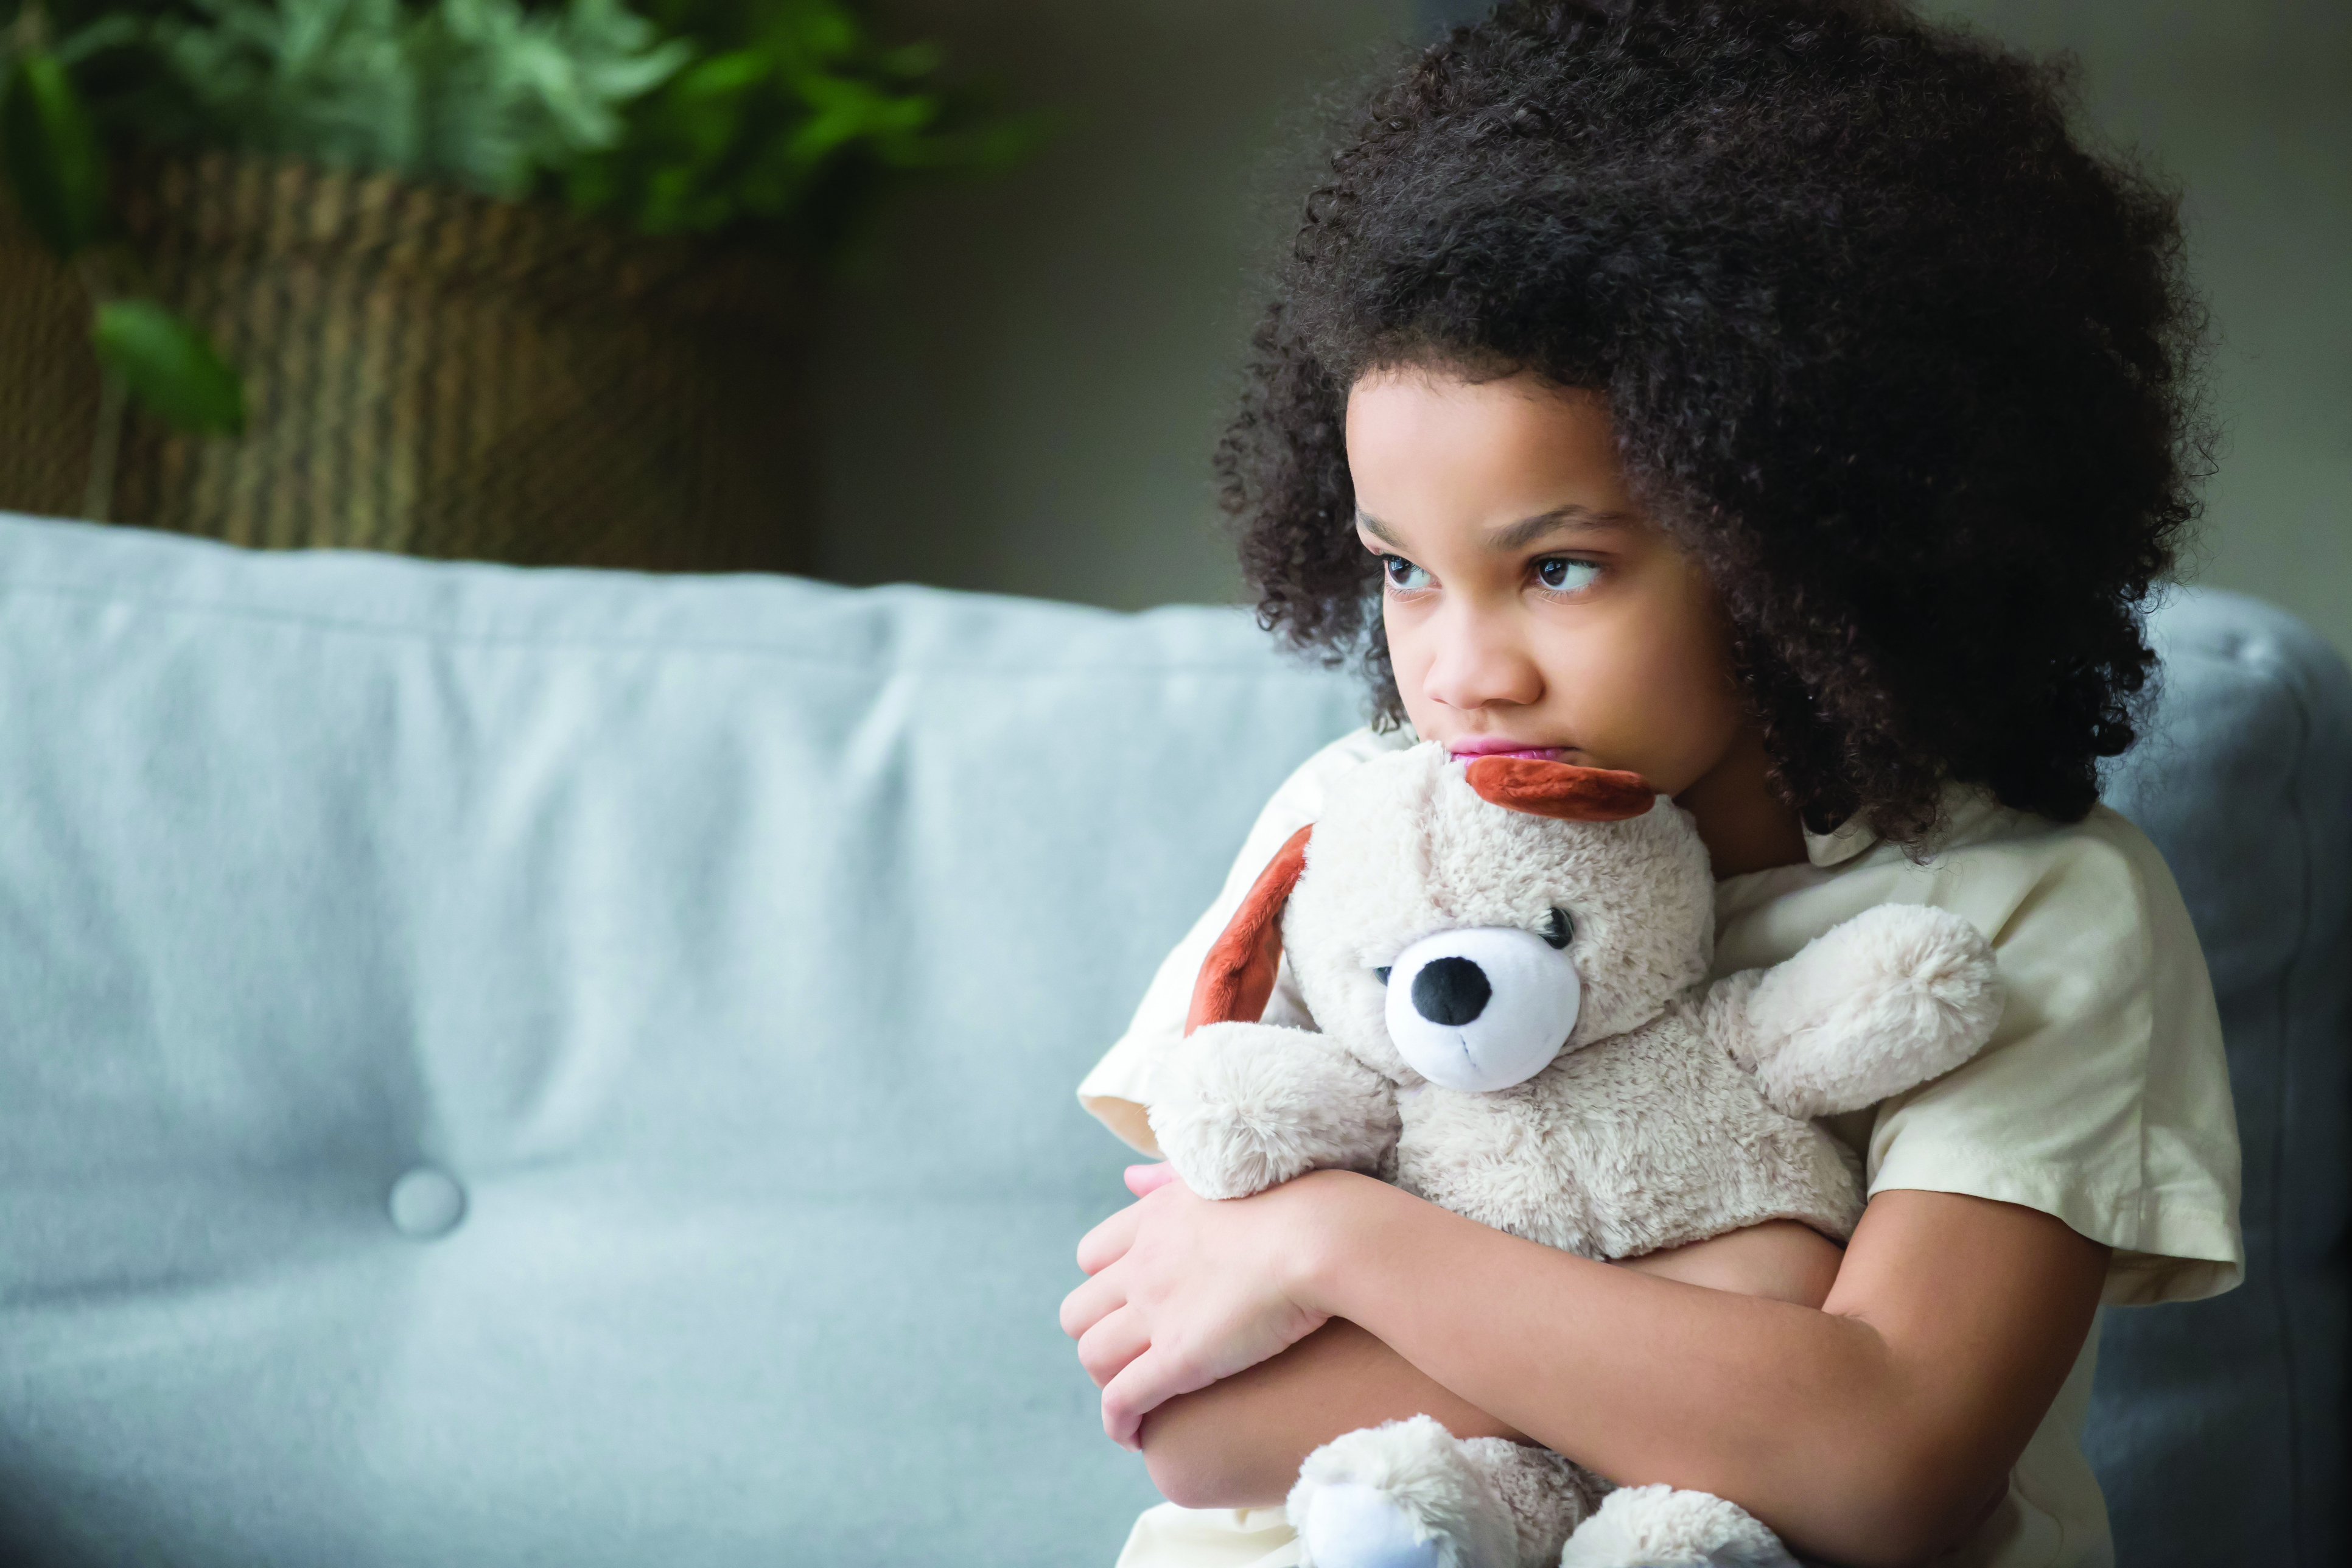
1344 368 1751 800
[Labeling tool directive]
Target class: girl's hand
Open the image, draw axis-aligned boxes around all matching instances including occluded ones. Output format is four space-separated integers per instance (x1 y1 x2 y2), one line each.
1060 1163 1344 1449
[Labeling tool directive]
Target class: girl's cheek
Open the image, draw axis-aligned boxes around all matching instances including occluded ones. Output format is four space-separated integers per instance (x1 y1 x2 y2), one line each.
1381 602 1419 676
1388 653 1429 728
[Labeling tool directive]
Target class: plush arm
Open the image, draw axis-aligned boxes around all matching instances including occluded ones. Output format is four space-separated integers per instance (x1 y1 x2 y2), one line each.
1698 903 2003 1119
1147 1023 1401 1200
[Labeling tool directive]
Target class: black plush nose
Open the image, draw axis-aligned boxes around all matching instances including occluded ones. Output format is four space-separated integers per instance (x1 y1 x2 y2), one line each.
1412 956 1491 1026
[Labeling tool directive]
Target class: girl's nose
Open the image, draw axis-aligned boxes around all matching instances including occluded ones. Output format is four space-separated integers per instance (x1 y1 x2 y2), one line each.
1418 607 1544 713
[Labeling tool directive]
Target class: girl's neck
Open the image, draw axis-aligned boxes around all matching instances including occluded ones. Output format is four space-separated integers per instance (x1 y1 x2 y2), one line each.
1675 727 1808 879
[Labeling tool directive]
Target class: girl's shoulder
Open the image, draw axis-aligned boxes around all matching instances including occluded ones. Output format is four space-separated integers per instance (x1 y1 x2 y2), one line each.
1725 786 2242 1307
1079 726 1409 1153
1715 785 2200 996
1254 724 1418 820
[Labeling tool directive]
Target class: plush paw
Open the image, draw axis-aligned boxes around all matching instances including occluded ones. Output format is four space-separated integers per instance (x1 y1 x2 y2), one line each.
1302 1482 1446 1568
1741 901 2002 1118
1147 1022 1399 1199
1558 1484 1797 1568
1289 1416 1520 1568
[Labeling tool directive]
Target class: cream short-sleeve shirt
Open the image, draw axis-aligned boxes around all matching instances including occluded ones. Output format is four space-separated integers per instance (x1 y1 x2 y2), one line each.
1078 728 2243 1568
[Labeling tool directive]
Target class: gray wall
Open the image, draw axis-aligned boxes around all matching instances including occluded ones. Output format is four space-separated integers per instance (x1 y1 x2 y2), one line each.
814 0 1413 611
816 2 2350 658
1933 1 2351 657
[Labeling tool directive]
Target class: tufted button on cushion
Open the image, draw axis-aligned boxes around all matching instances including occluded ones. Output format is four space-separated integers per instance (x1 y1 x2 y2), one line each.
387 1168 467 1239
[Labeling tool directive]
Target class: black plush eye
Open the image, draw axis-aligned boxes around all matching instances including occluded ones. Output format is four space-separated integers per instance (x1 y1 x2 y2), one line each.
1374 967 1392 984
1538 908 1573 950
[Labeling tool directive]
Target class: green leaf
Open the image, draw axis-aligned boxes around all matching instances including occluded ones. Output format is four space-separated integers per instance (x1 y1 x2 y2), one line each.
876 42 944 82
92 298 248 437
675 49 770 102
51 16 149 72
1 50 107 259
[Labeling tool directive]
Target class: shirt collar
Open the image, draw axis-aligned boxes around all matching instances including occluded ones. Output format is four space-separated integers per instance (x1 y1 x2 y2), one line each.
1802 813 1881 868
1799 783 2010 869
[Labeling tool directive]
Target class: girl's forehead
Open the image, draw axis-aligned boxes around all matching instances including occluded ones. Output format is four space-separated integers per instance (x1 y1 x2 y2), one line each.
1345 371 1642 548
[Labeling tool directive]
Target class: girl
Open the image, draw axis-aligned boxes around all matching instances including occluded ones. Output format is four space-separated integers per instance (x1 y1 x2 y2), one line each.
1060 4 2241 1565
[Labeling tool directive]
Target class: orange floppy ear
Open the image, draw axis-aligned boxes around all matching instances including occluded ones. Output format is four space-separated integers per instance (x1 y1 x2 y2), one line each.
1184 824 1313 1035
1465 757 1656 821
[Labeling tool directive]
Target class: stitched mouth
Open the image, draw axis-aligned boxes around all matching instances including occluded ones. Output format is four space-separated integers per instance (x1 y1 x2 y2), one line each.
1426 1032 1484 1088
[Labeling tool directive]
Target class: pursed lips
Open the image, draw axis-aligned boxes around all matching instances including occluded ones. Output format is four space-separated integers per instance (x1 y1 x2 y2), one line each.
1446 741 1567 763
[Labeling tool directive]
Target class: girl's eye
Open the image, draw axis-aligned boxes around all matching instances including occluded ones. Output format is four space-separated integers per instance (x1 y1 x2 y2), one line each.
1381 555 1434 592
1535 557 1600 593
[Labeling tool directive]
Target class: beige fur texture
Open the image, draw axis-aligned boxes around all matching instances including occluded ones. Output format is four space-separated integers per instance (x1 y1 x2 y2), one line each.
1147 741 2002 1568
1557 1485 1796 1568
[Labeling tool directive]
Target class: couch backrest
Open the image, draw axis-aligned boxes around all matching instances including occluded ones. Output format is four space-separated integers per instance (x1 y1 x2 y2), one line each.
0 517 2341 1566
2089 589 2350 1564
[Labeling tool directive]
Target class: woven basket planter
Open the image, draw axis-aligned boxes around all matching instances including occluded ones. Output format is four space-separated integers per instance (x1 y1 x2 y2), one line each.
0 153 814 573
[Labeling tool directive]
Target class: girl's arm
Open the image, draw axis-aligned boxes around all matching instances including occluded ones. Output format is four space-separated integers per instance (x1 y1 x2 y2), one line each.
1065 1172 2107 1568
1129 1217 1846 1509
1135 1317 1523 1505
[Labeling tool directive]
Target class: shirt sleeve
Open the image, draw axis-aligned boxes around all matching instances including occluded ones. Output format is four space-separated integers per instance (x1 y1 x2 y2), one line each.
1849 807 2244 1306
1076 726 1405 1153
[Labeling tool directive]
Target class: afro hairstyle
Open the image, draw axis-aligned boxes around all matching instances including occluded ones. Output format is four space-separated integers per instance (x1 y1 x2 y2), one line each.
1218 0 2210 844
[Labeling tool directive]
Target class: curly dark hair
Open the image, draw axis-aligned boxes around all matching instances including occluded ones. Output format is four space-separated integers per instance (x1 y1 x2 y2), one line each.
1218 0 2208 844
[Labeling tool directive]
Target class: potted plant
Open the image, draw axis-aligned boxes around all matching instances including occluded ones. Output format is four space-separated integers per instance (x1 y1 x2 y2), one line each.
0 1 1034 570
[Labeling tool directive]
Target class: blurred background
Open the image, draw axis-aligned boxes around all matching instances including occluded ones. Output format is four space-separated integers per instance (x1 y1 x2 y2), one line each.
817 0 2351 655
2 2 2343 654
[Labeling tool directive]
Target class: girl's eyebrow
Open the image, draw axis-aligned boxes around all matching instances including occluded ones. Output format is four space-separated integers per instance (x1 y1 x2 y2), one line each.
1354 504 1634 551
1486 505 1634 550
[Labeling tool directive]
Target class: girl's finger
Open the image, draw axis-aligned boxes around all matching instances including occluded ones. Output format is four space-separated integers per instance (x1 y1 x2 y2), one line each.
1058 1265 1127 1341
1124 1161 1180 1197
1101 1343 1219 1451
1075 1302 1153 1390
1076 1199 1145 1276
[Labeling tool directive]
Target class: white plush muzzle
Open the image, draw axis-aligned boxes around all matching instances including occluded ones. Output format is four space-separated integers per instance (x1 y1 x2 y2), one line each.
1383 926 1581 1092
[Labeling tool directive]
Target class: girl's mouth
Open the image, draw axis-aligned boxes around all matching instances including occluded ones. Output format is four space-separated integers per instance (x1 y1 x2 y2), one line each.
1447 742 1566 763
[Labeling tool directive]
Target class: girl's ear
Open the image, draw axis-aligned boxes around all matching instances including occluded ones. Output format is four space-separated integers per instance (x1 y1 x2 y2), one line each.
1185 824 1313 1035
1465 757 1656 821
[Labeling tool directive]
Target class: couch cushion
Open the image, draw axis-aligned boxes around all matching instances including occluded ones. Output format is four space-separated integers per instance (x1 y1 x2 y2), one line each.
0 516 1365 1566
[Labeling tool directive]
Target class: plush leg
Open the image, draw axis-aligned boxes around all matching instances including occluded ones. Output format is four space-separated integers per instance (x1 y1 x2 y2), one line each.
1297 1482 1446 1568
1557 1484 1797 1568
1289 1418 1595 1568
1458 1438 1606 1565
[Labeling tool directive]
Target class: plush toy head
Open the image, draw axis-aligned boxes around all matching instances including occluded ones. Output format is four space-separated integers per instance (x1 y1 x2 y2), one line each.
1188 743 1717 1091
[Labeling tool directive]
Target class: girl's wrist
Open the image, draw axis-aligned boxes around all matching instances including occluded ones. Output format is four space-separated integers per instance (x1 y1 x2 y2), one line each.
1276 1167 1401 1320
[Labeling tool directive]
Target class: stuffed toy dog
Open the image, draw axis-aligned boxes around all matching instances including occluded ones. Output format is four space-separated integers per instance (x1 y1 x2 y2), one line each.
1147 742 2003 1568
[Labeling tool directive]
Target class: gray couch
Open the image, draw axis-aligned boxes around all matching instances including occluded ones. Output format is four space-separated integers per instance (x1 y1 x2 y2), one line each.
0 514 2341 1565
